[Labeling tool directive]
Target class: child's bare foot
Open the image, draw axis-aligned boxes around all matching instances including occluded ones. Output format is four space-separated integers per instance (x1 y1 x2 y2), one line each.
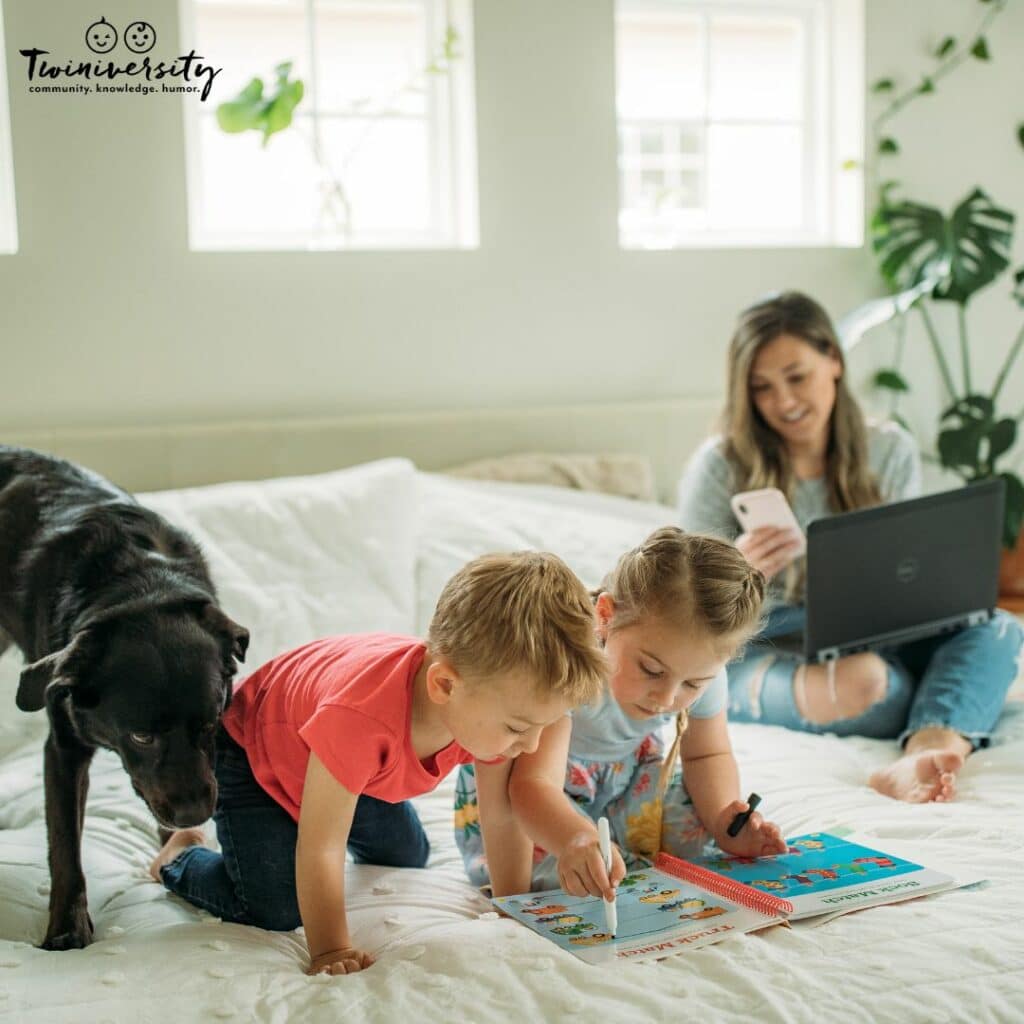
868 749 965 803
148 827 207 881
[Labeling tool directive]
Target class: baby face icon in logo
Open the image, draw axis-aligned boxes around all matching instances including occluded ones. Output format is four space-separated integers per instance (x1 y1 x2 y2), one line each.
86 16 118 54
124 20 157 54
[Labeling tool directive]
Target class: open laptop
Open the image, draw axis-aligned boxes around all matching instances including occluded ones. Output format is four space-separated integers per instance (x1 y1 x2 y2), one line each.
803 478 1004 663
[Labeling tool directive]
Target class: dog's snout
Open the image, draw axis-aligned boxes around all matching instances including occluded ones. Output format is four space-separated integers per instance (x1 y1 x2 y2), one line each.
157 782 216 829
168 798 215 828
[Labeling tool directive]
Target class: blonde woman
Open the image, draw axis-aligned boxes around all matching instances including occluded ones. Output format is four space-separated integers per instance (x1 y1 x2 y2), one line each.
677 291 1023 804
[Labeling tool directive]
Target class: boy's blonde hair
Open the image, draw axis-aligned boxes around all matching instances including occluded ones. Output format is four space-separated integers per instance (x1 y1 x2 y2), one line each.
598 527 765 656
428 551 607 706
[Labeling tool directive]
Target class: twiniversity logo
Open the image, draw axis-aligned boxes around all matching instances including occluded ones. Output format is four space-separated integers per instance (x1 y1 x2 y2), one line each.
20 15 222 100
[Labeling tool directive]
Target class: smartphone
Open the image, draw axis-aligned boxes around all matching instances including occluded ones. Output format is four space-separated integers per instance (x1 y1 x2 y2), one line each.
730 488 805 550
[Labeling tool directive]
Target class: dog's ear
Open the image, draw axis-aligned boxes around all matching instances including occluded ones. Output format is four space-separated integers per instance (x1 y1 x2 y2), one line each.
198 604 250 664
16 629 96 712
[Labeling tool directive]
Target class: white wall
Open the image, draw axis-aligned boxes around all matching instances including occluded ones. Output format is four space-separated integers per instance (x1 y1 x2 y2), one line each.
1 0 1022 470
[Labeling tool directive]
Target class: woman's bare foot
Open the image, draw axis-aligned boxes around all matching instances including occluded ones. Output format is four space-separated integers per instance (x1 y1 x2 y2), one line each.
148 827 207 881
868 728 971 803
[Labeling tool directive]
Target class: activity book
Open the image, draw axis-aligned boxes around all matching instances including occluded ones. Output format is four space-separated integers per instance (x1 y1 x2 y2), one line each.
492 833 955 964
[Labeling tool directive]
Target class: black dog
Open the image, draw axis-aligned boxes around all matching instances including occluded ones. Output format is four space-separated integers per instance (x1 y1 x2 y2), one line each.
0 446 249 950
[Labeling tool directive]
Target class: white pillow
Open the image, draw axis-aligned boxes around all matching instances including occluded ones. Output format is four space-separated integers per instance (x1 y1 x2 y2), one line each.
414 473 675 634
0 458 418 745
139 458 419 671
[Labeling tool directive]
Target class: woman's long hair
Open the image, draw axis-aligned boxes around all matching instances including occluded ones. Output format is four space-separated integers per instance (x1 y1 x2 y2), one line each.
722 291 882 513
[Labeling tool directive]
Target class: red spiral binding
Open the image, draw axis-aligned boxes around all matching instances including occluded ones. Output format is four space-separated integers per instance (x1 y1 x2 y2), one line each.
654 852 794 917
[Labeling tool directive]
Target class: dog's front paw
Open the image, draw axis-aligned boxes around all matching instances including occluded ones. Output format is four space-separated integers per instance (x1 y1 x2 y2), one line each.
42 909 94 951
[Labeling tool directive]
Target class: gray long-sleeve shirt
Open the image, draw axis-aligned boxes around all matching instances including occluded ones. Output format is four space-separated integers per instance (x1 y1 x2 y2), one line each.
676 420 922 604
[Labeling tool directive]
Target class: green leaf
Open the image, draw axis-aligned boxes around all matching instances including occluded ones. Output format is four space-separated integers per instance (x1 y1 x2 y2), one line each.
879 180 902 203
215 63 305 145
443 25 461 60
873 369 910 392
872 188 1015 304
935 36 956 58
941 394 995 424
1014 267 1024 306
938 424 985 471
872 78 896 93
918 77 935 94
878 137 900 155
971 36 990 60
986 418 1017 463
1018 124 1024 149
215 78 266 133
1000 472 1024 547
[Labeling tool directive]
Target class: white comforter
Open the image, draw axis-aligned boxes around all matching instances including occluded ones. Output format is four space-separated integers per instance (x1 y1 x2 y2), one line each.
0 459 1021 1023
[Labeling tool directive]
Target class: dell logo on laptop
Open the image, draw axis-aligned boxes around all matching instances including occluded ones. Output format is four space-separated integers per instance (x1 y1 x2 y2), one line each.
896 557 920 584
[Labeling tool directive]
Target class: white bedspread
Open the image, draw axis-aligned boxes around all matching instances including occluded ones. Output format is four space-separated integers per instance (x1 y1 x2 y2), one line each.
1 462 1021 1023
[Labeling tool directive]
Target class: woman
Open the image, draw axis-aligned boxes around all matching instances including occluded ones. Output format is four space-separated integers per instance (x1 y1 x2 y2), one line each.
677 291 1022 804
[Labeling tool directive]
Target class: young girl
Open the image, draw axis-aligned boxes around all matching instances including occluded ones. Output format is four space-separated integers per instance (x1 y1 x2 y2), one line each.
455 527 786 898
677 290 1024 804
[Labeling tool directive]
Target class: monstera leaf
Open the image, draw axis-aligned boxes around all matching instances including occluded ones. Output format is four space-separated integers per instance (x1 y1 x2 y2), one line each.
216 62 305 146
873 188 1015 305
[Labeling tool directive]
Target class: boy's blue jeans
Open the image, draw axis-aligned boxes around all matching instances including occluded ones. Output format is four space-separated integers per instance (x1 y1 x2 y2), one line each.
728 606 1023 749
159 727 430 930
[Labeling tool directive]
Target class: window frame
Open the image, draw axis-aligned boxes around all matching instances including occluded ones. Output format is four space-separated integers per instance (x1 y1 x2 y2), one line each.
0 2 19 255
615 0 864 250
179 0 479 253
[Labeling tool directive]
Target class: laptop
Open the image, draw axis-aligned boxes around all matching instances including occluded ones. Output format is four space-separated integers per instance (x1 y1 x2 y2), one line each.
803 478 1004 663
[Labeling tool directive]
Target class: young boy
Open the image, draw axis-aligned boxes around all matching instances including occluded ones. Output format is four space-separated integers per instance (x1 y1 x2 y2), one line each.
149 551 607 976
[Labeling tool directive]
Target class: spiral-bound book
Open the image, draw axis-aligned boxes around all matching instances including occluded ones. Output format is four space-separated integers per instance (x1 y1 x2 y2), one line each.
686 831 957 922
492 832 956 963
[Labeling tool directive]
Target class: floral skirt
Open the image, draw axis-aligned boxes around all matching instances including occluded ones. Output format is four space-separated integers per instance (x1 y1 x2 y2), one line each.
454 731 708 891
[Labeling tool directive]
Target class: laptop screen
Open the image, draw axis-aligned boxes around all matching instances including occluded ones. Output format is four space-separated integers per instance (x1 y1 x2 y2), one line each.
804 479 1003 661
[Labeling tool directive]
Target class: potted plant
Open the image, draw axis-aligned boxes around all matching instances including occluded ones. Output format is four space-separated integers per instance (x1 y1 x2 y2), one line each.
839 0 1024 602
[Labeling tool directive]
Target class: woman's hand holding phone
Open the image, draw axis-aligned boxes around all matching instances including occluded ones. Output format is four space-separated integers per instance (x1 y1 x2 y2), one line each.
735 526 804 580
730 488 805 580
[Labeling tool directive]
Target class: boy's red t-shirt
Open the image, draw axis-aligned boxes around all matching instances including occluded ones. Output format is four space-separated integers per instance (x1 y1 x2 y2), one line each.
221 633 474 822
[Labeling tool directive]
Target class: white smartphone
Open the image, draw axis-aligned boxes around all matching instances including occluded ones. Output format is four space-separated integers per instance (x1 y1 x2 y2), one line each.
730 488 805 550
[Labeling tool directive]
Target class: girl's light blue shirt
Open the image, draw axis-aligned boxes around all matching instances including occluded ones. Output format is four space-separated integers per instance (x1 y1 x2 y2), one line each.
569 669 727 763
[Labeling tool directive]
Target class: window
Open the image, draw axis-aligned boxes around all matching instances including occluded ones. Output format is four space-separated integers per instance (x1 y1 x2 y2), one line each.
616 0 863 249
0 2 18 254
181 0 478 251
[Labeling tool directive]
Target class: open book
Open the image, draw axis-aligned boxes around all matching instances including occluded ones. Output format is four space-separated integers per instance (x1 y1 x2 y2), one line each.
492 832 957 963
491 860 787 965
684 831 957 922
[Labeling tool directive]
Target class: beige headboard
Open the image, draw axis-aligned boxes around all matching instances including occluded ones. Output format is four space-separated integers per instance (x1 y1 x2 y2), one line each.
2 397 721 503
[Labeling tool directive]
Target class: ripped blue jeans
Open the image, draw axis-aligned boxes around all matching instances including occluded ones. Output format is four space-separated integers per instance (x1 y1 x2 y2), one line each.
727 606 1023 749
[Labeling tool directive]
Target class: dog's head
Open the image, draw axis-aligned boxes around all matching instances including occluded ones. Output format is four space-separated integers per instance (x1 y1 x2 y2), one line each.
17 601 249 830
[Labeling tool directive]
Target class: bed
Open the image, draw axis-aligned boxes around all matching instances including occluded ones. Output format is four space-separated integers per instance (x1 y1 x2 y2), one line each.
1 456 1022 1023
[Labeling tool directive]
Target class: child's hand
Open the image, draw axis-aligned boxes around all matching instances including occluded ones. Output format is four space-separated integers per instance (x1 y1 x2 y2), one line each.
712 800 787 858
306 946 376 976
558 831 626 901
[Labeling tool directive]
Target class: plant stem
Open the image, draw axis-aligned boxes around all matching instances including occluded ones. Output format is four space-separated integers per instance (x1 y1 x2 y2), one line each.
889 313 908 415
994 321 1024 402
957 304 971 394
868 0 1007 204
918 303 959 402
